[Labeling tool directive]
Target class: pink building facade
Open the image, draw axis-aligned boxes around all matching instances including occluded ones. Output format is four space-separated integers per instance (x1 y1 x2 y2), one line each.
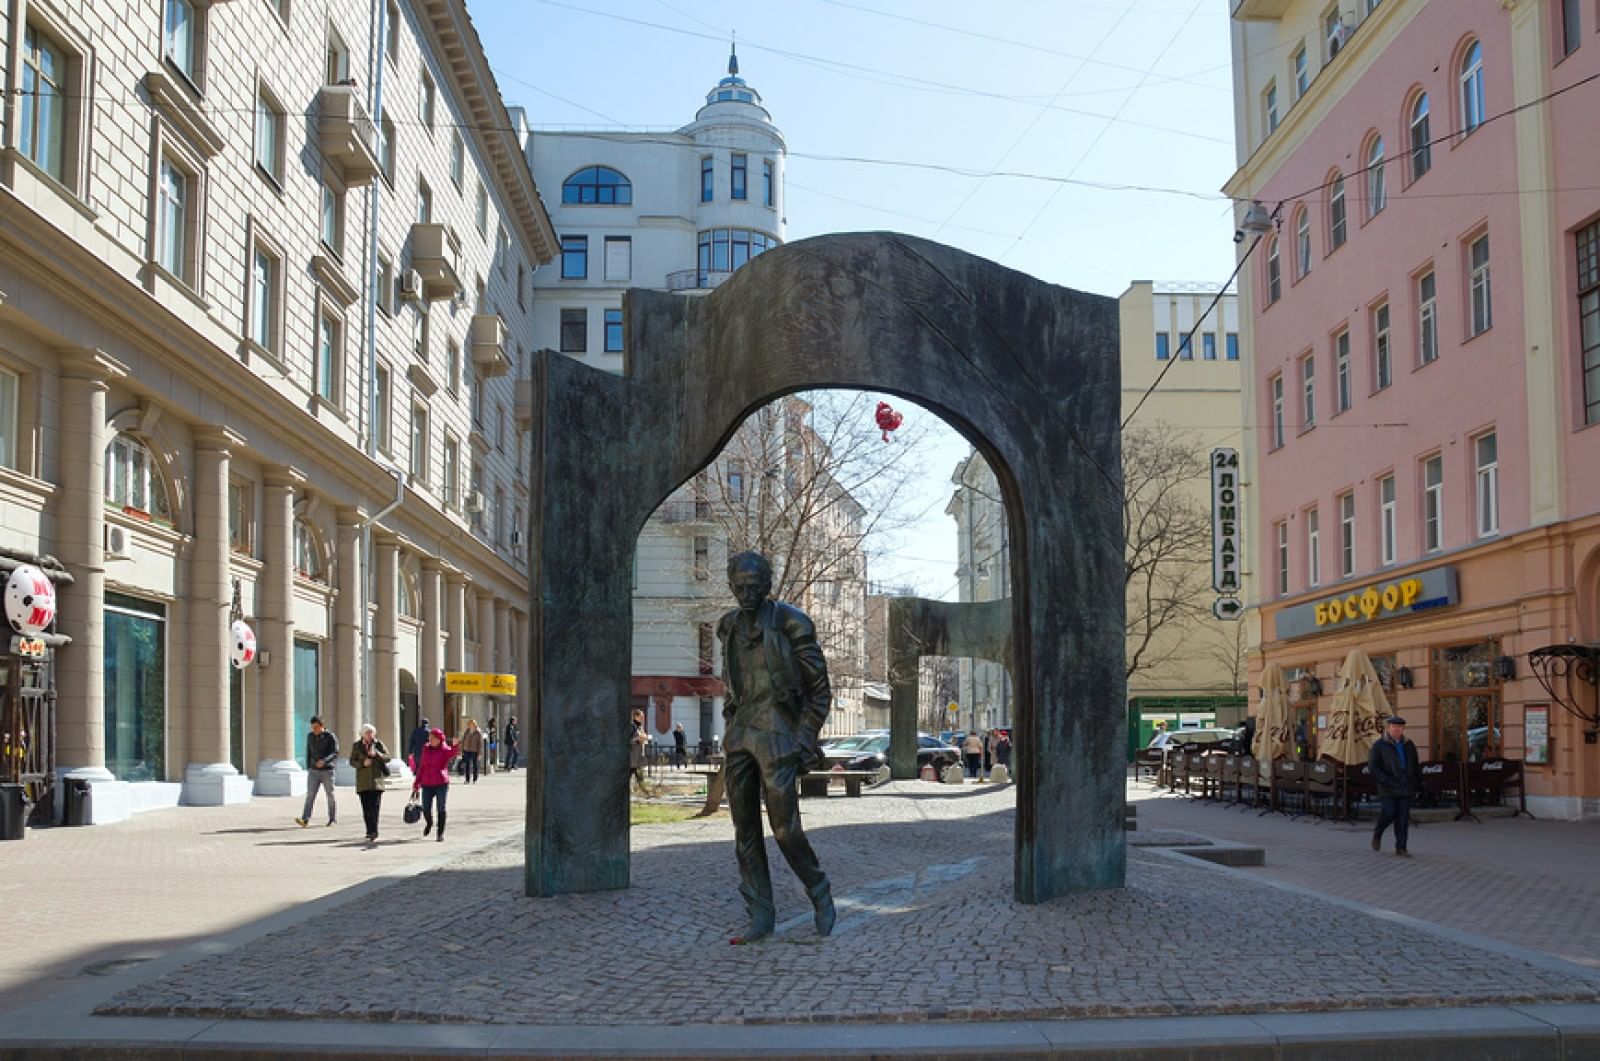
1227 0 1600 817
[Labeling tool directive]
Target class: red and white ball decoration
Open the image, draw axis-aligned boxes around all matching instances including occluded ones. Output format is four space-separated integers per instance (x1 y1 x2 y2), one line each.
874 401 904 443
4 564 56 636
229 620 257 669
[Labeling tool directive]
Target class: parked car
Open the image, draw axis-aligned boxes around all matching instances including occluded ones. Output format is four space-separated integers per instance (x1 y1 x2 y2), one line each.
825 733 962 780
1146 727 1236 753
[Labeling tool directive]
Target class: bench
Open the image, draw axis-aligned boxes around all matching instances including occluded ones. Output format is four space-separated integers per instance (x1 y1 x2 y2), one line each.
799 770 877 798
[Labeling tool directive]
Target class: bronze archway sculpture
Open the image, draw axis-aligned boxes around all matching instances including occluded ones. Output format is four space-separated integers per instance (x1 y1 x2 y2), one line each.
526 233 1125 903
887 596 1014 779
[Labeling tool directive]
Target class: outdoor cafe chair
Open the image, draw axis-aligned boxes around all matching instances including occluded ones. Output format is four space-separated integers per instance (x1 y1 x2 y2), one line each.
1220 755 1241 805
1269 759 1308 819
1420 760 1470 821
1305 760 1339 821
1200 753 1224 801
1340 762 1378 821
1235 755 1260 809
1466 757 1530 816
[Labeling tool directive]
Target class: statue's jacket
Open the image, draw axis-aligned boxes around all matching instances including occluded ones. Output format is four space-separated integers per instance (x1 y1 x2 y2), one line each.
717 599 831 767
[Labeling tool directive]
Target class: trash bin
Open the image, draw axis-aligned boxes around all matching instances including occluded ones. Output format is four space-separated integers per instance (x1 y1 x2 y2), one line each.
0 783 24 840
64 778 92 826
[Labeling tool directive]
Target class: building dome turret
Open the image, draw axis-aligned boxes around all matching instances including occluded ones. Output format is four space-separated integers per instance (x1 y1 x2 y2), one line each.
696 42 773 124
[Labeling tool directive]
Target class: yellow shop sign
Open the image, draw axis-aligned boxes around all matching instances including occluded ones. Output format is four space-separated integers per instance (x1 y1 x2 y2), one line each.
444 672 518 695
1274 565 1458 641
1313 578 1423 626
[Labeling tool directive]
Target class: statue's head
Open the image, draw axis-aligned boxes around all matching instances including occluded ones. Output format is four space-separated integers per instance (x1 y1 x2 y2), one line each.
727 551 773 613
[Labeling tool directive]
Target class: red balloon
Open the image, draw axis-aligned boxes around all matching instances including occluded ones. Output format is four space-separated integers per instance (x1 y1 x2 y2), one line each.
874 401 904 442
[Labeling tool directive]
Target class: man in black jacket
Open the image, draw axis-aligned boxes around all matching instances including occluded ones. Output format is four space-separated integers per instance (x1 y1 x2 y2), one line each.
1368 715 1422 856
295 716 339 827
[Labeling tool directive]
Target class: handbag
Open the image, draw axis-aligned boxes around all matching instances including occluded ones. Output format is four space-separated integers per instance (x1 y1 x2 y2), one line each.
402 792 422 824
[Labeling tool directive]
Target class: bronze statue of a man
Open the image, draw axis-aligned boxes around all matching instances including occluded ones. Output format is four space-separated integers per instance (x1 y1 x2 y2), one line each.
718 550 835 942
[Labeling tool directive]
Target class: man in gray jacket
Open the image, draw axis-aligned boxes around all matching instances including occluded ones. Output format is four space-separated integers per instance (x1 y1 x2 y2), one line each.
1368 715 1421 856
718 551 835 943
296 716 339 827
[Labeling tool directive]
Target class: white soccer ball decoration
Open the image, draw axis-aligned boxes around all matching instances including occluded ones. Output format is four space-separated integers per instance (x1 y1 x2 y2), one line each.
5 564 56 635
229 620 257 669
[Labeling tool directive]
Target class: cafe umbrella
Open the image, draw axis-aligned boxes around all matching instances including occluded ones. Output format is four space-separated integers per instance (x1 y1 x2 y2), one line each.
1251 662 1294 762
1324 649 1391 766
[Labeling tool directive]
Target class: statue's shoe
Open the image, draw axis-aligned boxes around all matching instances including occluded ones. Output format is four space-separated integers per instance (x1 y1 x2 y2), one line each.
813 892 836 937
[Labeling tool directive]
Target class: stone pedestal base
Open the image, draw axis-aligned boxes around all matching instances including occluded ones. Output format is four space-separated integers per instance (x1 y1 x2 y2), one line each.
182 763 254 806
55 766 132 825
253 759 308 797
989 764 1010 785
941 764 965 785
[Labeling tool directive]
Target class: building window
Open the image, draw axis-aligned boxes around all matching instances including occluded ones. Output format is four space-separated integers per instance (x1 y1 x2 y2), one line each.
1379 474 1397 565
604 308 623 353
377 110 396 182
1266 237 1281 304
1328 173 1347 250
1324 4 1346 60
1295 207 1312 278
416 178 432 224
561 235 587 279
559 308 586 353
254 84 285 185
375 253 394 316
1578 221 1600 426
227 479 253 555
697 624 715 675
1469 233 1492 336
1300 353 1316 427
1460 40 1485 135
19 25 66 181
409 402 429 486
1270 374 1285 449
700 156 714 202
155 158 191 282
494 486 506 545
1339 492 1356 577
1418 270 1438 364
1475 431 1498 537
763 158 774 206
419 69 435 131
693 536 710 580
315 311 341 405
1432 640 1503 763
164 0 201 87
1366 135 1386 216
517 264 526 310
320 178 344 257
1155 332 1170 361
0 367 17 471
450 132 465 189
440 436 458 509
695 228 778 284
1177 336 1193 360
475 184 488 235
411 303 429 359
385 0 399 62
248 240 281 356
727 462 745 502
1373 301 1392 390
731 153 748 199
1409 93 1431 181
468 368 483 426
1423 454 1443 552
1306 507 1321 587
1275 521 1289 596
1562 0 1582 56
1264 80 1279 134
1293 44 1309 97
373 362 391 453
562 165 632 204
604 236 632 281
1334 330 1351 413
105 434 172 521
1202 333 1217 361
294 519 325 581
1226 333 1239 361
326 25 349 84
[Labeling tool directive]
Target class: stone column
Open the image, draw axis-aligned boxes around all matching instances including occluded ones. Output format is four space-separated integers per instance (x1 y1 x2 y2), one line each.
420 560 443 728
332 507 364 784
254 467 307 796
372 534 401 756
445 572 467 674
54 351 129 823
183 428 252 806
476 590 496 675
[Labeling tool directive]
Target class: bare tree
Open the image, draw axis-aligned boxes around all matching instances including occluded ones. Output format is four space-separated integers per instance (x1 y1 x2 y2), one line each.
1206 616 1249 698
1122 425 1213 682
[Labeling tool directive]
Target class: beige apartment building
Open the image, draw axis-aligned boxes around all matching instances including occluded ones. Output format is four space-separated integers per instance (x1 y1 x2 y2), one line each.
0 0 554 821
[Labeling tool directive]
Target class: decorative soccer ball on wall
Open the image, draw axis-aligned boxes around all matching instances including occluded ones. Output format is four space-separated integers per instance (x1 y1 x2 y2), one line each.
229 620 257 669
4 564 56 635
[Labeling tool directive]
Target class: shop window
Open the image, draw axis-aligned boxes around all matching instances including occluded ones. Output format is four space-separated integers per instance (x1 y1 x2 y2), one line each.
104 593 167 781
1431 640 1502 762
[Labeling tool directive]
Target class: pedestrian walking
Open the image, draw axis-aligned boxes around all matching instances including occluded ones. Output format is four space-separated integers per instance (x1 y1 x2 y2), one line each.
629 708 651 794
406 717 431 772
295 716 338 828
995 730 1012 771
412 727 460 841
962 730 983 780
503 716 521 770
1369 715 1422 856
350 723 392 845
672 722 688 768
458 718 484 784
485 718 498 776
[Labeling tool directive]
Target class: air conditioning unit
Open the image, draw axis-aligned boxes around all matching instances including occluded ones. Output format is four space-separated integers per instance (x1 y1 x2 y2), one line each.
399 269 423 301
464 489 484 515
104 524 130 560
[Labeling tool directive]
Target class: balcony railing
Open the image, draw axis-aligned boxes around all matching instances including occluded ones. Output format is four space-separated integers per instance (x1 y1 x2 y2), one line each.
665 268 734 292
653 500 716 523
410 223 463 301
317 84 380 186
470 314 510 377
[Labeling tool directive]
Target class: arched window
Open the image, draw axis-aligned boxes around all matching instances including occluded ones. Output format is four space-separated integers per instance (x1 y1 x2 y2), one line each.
1408 92 1431 181
1266 236 1281 304
561 165 632 205
104 433 172 522
1328 172 1347 249
294 518 326 582
1294 207 1312 279
1460 40 1484 135
1365 135 1386 216
397 570 418 618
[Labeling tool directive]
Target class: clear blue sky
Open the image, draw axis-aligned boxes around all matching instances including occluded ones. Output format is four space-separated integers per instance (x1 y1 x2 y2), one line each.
470 0 1240 596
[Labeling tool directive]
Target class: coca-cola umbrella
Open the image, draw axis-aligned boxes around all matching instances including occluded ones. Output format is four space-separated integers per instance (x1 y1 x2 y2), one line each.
1324 649 1391 766
1251 662 1294 762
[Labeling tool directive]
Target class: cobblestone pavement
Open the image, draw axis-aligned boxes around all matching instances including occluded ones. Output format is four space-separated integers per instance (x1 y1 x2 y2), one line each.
0 770 534 1015
101 783 1600 1027
1129 779 1600 968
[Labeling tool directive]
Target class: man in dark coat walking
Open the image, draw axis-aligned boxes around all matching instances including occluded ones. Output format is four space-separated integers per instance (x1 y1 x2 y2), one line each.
1368 715 1422 856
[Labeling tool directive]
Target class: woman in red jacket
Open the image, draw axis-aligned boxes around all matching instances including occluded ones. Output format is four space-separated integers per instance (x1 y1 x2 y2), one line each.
412 727 460 841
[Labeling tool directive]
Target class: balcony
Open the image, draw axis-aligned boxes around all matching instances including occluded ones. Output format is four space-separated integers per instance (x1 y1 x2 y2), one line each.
410 223 462 302
654 499 715 524
1231 0 1291 18
514 378 535 429
316 85 380 186
665 268 733 292
470 314 510 377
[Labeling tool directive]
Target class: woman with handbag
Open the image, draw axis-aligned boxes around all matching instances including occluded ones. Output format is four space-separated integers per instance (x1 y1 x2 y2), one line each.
350 723 392 845
412 727 461 841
